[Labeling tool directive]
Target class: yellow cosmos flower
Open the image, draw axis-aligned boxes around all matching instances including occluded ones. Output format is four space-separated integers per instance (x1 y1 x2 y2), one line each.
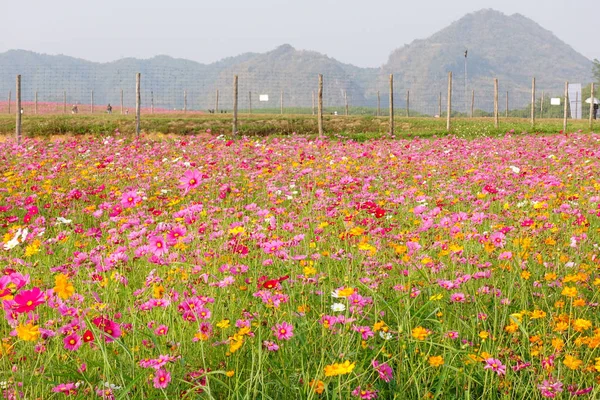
563 355 582 370
54 274 74 300
324 360 355 377
561 286 577 298
412 326 430 341
428 356 444 367
16 322 40 342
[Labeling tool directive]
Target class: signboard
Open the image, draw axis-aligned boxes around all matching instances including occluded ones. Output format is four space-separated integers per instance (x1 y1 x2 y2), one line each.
550 98 561 106
259 95 269 102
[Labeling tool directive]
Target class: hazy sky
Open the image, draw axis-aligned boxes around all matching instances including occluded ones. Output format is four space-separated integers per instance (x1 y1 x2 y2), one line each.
1 0 597 68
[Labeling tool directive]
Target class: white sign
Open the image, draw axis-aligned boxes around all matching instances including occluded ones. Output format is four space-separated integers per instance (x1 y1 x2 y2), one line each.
550 98 561 106
259 94 269 102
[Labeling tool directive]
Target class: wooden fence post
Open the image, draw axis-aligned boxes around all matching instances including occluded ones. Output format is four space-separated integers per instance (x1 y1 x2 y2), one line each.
136 73 141 137
471 90 474 117
248 91 252 115
120 89 124 115
590 83 595 130
318 74 323 137
389 74 394 134
446 72 452 131
377 90 380 117
563 81 569 133
16 75 21 144
34 91 38 115
344 90 348 116
531 77 535 126
7 91 11 114
215 89 219 113
406 90 410 117
438 92 442 117
540 90 544 118
232 75 238 134
91 90 94 114
494 78 499 129
151 91 154 114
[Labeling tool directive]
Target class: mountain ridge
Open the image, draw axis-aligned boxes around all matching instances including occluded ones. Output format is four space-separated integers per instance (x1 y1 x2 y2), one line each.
0 9 593 113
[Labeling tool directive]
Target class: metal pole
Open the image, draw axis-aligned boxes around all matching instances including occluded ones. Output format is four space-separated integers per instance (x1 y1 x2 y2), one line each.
16 75 22 144
464 50 468 117
136 73 141 137
232 75 238 134
531 77 536 126
590 83 595 130
494 78 499 129
563 81 569 133
318 74 323 137
389 74 394 134
446 72 452 131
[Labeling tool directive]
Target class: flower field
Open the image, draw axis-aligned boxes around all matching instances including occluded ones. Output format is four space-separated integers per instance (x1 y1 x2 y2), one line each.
1 132 600 399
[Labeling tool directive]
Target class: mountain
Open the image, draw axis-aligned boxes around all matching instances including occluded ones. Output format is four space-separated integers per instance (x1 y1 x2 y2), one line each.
381 9 593 112
0 9 594 114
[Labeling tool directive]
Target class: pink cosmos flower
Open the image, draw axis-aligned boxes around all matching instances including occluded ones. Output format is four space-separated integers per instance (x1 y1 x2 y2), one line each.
63 333 82 351
352 387 378 399
148 236 168 257
484 358 506 376
121 190 141 208
153 369 171 389
449 292 466 303
179 170 203 194
154 325 169 336
272 321 294 341
372 360 393 382
262 340 279 351
12 287 45 313
537 378 563 398
352 325 375 340
52 382 78 395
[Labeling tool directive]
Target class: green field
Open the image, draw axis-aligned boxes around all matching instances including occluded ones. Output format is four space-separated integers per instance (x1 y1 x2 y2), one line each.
0 113 596 139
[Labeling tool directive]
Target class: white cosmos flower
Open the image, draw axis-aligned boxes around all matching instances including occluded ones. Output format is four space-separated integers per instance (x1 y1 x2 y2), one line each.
509 166 520 173
331 303 346 312
379 331 393 340
56 217 73 224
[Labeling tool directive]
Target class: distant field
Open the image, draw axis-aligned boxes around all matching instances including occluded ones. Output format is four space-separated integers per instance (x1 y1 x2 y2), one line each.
0 113 596 139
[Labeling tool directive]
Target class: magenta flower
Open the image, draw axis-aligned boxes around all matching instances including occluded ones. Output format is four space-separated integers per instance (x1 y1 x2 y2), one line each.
262 340 280 352
153 368 171 389
272 321 294 341
483 358 506 376
12 287 45 313
352 386 379 399
537 378 563 398
154 324 169 336
352 325 375 340
63 332 82 351
179 170 203 194
372 360 393 382
52 382 78 395
121 190 141 208
449 292 466 303
148 236 168 257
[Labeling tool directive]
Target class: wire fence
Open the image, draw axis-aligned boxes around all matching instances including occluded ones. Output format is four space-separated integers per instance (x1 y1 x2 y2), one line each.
0 62 596 120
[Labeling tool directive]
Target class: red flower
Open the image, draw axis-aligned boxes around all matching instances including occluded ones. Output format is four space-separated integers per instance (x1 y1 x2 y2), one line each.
82 329 95 343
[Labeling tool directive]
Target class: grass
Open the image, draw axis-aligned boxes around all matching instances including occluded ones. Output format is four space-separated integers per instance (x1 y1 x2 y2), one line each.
0 113 596 140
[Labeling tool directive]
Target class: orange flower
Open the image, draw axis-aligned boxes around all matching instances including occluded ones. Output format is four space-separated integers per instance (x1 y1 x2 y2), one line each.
428 356 444 367
412 326 430 341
